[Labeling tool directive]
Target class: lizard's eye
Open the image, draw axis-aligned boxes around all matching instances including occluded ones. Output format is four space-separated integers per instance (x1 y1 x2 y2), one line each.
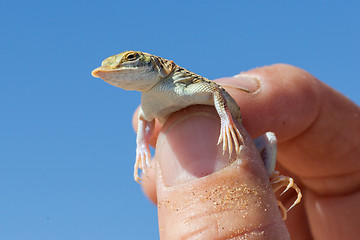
125 52 139 61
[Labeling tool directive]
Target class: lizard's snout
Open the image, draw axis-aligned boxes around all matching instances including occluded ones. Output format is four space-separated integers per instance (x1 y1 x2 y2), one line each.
91 68 101 78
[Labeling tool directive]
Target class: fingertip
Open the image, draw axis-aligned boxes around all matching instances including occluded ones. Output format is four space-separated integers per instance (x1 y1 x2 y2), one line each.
244 63 312 78
132 106 140 132
154 106 290 239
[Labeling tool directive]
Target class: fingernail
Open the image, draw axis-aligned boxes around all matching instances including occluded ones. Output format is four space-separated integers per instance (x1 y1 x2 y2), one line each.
215 74 261 93
156 109 232 186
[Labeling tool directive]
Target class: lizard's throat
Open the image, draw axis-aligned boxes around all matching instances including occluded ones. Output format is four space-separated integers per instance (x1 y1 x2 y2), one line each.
95 71 160 92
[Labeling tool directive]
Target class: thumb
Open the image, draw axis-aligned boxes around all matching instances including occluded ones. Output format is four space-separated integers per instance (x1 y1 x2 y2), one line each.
155 105 290 239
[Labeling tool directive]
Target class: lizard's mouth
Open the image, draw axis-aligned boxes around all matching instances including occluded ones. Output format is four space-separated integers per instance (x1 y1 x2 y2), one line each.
91 67 138 78
91 67 117 78
91 65 156 91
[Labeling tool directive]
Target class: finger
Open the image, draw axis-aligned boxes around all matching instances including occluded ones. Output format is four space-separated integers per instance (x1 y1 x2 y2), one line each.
215 64 360 239
215 64 360 195
305 189 360 239
155 106 290 239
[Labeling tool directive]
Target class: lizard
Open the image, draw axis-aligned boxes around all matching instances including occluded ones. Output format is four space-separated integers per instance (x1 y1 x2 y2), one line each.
91 51 302 219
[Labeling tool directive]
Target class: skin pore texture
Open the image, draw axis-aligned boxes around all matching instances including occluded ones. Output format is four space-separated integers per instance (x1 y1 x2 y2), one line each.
134 64 360 239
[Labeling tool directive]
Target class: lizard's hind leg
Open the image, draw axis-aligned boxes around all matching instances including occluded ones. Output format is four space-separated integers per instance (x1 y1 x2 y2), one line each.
270 171 302 220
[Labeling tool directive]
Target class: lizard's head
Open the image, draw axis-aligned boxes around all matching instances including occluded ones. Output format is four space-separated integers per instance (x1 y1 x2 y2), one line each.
92 51 176 91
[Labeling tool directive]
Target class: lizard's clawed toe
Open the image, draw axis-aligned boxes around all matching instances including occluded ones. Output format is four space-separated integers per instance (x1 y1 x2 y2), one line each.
270 171 302 219
217 119 244 157
134 146 151 183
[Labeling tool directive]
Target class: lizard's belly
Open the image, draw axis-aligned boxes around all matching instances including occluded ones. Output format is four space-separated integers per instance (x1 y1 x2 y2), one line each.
141 87 213 124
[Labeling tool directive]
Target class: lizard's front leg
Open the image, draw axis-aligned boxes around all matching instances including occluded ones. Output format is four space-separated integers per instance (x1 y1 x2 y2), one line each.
213 89 244 156
182 81 244 157
135 109 155 183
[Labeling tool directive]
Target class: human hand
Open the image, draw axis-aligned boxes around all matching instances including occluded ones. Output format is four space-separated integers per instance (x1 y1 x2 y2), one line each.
134 64 360 239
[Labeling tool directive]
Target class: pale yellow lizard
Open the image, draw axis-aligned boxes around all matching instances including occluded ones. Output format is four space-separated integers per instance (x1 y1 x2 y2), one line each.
92 51 301 219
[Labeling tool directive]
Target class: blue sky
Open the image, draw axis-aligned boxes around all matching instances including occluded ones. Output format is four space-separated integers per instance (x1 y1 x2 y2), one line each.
1 1 359 239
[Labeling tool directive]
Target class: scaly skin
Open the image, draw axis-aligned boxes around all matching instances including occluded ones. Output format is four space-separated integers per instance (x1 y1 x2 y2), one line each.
92 51 301 219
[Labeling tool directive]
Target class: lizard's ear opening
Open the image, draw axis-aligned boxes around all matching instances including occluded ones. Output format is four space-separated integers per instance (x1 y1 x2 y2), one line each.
162 60 176 76
153 58 176 77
